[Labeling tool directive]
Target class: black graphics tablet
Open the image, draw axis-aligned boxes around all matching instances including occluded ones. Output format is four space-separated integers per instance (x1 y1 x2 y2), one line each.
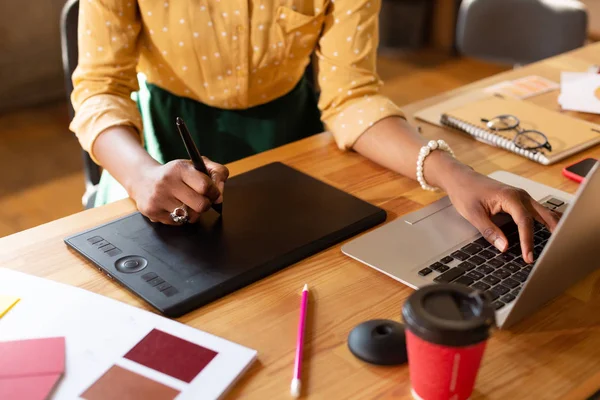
65 162 386 317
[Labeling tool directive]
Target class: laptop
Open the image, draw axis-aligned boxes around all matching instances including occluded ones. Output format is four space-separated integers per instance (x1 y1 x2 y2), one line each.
342 163 600 328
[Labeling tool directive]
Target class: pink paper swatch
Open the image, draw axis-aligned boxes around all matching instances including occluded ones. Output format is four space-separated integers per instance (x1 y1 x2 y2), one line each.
0 337 65 400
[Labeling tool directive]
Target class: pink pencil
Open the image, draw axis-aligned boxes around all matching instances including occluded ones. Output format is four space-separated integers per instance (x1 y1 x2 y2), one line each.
291 284 309 398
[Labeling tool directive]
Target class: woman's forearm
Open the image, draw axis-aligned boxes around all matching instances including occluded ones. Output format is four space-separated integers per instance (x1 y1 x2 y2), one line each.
353 117 468 192
92 126 159 194
94 118 464 196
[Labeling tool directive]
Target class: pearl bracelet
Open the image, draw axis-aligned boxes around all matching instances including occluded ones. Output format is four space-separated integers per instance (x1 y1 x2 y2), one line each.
416 140 455 191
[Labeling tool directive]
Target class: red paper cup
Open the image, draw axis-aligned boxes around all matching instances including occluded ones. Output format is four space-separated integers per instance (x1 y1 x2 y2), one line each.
405 329 488 400
402 284 495 400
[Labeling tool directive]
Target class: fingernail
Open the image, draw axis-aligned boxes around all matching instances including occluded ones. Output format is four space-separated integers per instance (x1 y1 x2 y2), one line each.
218 181 225 195
528 251 534 264
494 238 507 251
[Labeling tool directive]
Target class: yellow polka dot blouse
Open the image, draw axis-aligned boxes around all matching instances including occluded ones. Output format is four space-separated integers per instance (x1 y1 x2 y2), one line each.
70 0 405 161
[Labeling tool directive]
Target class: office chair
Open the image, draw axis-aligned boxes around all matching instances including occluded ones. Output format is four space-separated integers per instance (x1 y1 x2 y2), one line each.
456 0 588 65
61 0 101 209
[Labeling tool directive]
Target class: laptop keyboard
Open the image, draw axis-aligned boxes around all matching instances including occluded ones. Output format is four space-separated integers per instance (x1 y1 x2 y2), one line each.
417 197 567 311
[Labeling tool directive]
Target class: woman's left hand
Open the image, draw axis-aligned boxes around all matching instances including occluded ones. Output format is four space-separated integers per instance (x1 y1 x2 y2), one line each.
443 167 561 264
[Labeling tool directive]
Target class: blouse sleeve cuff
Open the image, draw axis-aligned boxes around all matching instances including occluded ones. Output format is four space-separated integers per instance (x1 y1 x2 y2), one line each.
323 95 405 150
69 94 144 165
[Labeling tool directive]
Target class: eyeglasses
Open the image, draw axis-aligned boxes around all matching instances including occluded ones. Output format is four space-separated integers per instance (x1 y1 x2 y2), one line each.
481 114 552 152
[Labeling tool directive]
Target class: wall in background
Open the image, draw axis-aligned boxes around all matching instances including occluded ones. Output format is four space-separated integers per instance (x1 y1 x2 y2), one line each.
0 0 597 114
581 0 600 40
0 0 66 112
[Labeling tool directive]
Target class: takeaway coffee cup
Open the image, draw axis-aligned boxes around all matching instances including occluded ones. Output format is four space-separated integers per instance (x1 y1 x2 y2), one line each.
402 283 495 400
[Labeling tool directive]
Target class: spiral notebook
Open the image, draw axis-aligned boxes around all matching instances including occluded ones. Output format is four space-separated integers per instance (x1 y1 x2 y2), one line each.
441 97 600 165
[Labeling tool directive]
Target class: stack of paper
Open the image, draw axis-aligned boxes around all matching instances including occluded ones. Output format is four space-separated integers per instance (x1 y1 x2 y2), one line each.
559 66 600 114
0 268 257 400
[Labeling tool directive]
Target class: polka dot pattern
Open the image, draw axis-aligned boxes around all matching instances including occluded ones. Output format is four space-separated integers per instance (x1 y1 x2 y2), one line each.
71 0 402 160
328 95 404 150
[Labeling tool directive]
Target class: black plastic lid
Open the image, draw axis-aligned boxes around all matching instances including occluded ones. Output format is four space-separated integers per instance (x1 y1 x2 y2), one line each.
347 319 408 366
402 283 495 347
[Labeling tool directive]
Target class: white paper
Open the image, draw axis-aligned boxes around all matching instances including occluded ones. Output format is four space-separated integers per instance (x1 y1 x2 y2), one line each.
0 268 257 400
559 72 600 115
560 71 591 84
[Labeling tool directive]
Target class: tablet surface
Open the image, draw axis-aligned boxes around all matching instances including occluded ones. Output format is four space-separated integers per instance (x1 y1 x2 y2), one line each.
65 162 386 317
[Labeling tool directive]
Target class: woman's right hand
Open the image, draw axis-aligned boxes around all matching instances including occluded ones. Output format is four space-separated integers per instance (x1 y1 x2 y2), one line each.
129 158 229 225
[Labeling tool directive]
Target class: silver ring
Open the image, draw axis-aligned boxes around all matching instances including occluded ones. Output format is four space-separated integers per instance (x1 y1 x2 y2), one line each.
170 205 189 224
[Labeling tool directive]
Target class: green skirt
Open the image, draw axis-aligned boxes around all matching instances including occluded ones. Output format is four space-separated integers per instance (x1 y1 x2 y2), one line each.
94 76 323 207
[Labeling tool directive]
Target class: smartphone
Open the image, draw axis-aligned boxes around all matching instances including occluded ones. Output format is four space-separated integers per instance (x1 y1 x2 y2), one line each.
562 158 598 183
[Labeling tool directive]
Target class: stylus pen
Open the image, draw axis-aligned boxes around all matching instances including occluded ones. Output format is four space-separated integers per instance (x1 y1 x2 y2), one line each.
175 117 223 215
291 284 309 398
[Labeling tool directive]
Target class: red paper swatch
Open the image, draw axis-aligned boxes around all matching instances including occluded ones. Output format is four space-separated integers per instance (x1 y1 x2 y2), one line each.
124 329 218 383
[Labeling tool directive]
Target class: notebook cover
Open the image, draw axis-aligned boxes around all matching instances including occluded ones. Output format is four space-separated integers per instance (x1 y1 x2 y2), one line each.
414 90 492 128
442 97 600 164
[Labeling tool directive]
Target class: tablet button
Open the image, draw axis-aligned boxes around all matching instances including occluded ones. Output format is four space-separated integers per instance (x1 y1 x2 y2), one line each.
87 236 103 244
156 282 171 291
106 248 122 257
141 272 158 281
95 240 110 248
148 277 165 287
163 287 179 297
115 256 148 273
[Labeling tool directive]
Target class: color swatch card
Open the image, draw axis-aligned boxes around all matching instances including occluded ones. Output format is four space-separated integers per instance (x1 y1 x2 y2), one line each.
81 364 182 400
483 75 559 99
0 269 257 400
123 329 218 384
0 337 65 400
81 329 220 400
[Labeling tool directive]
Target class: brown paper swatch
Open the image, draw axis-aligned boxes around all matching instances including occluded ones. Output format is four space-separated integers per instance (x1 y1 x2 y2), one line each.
81 365 180 400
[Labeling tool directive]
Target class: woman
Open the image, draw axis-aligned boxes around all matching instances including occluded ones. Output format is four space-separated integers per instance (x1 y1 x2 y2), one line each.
71 0 559 263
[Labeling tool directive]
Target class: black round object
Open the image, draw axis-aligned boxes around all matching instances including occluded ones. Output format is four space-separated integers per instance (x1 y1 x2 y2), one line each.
115 256 148 273
402 283 495 347
348 319 408 365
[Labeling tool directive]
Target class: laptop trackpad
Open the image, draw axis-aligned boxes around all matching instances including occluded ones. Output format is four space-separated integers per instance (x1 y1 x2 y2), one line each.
404 196 454 225
402 200 512 266
405 203 480 261
342 199 480 276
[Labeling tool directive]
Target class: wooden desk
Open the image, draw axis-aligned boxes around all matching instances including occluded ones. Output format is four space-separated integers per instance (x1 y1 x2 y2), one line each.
2 44 600 399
